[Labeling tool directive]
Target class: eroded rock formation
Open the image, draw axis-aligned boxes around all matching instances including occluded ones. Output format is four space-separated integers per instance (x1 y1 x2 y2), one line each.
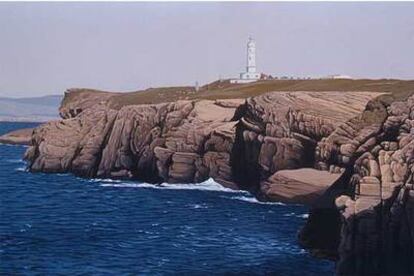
25 90 379 196
27 98 244 188
231 91 380 197
25 88 414 274
261 168 343 204
59 88 116 119
300 94 414 275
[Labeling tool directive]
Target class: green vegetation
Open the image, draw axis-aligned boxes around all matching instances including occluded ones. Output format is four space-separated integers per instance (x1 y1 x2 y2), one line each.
64 79 414 110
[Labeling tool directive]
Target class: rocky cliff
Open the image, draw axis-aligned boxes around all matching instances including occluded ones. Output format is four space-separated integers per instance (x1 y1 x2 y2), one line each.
25 90 378 198
23 86 414 274
300 93 414 275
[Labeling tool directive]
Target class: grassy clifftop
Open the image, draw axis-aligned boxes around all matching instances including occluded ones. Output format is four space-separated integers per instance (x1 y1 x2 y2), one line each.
61 79 414 112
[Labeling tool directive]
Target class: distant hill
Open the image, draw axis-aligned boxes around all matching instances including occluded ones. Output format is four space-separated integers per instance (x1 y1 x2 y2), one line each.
0 95 62 122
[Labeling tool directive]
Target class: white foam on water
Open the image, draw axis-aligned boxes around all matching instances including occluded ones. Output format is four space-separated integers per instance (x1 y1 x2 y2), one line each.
187 203 209 209
100 182 156 188
56 173 70 177
15 167 27 172
283 212 309 218
98 178 294 206
283 212 296 217
89 178 122 183
229 195 287 205
95 177 306 208
7 159 24 163
100 178 244 193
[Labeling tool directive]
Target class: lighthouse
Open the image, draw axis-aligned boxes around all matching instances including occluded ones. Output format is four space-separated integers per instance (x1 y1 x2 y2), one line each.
231 37 261 84
246 37 257 74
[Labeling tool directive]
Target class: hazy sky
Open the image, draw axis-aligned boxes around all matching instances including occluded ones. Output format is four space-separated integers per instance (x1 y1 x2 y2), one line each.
1 2 414 97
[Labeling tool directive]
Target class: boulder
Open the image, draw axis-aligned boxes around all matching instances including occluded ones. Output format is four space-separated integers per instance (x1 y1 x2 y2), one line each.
261 168 343 205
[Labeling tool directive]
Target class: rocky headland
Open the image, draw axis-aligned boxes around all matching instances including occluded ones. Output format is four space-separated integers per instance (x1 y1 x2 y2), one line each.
17 79 414 274
0 127 34 145
25 88 378 198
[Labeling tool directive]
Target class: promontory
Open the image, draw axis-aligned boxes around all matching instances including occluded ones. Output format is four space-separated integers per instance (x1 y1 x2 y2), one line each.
17 78 414 275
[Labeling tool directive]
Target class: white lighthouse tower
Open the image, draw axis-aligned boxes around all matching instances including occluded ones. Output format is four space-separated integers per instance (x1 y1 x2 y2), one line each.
246 37 257 74
231 37 261 84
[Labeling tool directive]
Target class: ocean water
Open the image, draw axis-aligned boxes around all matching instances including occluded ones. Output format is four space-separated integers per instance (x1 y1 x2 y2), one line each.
0 122 334 275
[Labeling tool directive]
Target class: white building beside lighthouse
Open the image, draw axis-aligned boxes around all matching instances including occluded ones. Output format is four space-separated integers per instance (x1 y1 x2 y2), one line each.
231 37 261 84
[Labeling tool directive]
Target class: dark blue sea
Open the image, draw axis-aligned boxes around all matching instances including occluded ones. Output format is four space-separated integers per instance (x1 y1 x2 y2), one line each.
0 122 334 275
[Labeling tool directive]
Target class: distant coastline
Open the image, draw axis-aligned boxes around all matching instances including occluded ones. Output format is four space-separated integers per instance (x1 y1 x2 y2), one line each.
0 94 62 123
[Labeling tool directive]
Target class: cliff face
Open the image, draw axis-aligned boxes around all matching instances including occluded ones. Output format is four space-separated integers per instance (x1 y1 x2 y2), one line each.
25 90 379 199
231 91 379 200
300 94 414 275
59 88 116 119
25 88 414 274
27 99 242 187
20 83 414 275
334 96 414 275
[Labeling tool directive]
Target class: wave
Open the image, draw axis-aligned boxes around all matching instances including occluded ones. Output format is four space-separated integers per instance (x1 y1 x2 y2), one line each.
99 178 244 193
283 212 309 218
187 203 209 209
89 178 122 183
6 159 24 163
229 195 287 205
98 178 292 206
56 173 70 177
96 178 300 207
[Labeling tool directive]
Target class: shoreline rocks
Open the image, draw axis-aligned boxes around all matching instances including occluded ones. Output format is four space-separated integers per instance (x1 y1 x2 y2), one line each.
22 88 414 274
300 94 414 275
261 168 343 205
24 91 380 197
0 127 34 145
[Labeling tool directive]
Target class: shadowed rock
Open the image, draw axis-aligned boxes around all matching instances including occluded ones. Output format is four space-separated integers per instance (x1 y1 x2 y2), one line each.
300 94 414 275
